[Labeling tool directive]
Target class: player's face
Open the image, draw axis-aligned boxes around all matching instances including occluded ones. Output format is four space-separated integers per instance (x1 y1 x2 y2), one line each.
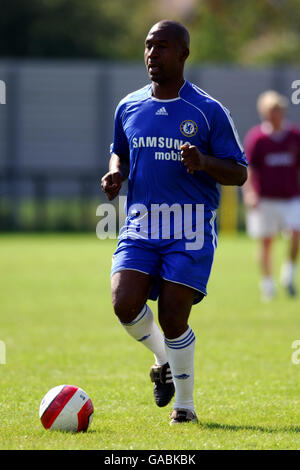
266 105 285 128
144 28 186 84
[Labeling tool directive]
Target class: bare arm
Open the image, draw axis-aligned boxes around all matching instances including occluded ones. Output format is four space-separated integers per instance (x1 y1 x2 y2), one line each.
181 144 247 186
241 167 260 208
101 153 129 201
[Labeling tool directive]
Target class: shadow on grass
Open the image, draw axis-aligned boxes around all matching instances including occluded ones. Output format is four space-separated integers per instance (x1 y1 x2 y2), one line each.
198 421 300 434
84 421 300 436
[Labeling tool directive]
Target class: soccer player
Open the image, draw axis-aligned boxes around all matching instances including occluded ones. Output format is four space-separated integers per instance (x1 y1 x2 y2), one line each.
101 20 247 424
243 90 300 300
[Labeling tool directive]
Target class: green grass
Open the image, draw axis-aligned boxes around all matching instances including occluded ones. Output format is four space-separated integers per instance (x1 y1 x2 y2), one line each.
1 233 300 450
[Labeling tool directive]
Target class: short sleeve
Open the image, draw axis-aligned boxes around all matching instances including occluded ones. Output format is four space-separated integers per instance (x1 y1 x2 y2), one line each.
209 103 248 166
110 104 130 160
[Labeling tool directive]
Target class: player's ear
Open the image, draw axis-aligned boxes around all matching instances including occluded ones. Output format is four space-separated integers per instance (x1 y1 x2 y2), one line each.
181 47 189 63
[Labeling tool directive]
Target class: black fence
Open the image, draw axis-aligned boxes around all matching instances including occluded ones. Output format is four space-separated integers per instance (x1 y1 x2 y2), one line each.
0 168 246 233
0 169 104 231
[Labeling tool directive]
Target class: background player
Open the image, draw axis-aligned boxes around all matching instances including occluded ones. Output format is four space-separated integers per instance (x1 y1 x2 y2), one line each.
101 20 247 424
243 90 300 300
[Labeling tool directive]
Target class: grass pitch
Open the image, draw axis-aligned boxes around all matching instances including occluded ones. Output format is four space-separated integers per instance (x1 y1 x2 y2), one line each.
1 233 300 450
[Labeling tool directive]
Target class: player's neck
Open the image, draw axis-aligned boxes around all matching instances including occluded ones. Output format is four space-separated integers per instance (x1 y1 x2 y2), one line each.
270 122 283 132
262 120 285 134
151 78 185 100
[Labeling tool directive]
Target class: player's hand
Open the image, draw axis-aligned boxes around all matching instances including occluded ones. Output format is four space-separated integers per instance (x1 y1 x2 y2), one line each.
181 144 206 175
101 170 123 201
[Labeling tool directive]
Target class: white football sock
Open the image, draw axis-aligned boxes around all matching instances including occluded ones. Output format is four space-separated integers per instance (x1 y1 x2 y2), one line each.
260 276 276 300
164 326 196 412
280 261 297 287
121 304 167 366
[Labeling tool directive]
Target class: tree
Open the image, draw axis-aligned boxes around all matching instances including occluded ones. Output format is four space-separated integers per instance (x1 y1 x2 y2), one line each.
0 0 299 63
0 0 154 58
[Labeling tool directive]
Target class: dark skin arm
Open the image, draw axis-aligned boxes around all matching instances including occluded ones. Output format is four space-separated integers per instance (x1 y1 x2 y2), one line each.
181 144 248 186
101 153 129 201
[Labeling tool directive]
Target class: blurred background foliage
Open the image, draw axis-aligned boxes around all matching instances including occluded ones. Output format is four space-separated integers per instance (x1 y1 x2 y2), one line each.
0 0 299 64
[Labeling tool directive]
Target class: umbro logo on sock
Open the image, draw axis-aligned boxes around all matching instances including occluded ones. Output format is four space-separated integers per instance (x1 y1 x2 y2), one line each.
174 374 190 380
137 334 151 342
155 106 168 116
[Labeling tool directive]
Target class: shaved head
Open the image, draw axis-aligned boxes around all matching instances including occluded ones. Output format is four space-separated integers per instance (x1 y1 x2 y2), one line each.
148 20 190 50
144 20 190 88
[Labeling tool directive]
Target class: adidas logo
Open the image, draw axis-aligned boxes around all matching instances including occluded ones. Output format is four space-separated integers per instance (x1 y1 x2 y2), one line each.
155 106 168 116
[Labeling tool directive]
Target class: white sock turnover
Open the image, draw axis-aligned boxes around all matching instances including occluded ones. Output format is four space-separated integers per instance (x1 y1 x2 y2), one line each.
121 304 167 366
280 261 297 287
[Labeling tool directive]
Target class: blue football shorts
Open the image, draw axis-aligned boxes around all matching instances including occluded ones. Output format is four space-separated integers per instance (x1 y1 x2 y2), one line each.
111 210 218 305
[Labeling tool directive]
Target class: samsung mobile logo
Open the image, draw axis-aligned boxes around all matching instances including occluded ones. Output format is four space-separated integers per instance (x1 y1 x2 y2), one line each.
132 136 189 149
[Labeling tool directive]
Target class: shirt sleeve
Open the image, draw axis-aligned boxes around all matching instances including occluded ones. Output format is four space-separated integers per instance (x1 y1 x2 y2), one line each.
209 103 248 166
110 103 130 161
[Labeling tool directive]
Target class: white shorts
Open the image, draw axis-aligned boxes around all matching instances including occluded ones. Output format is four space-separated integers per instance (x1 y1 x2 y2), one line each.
246 197 300 239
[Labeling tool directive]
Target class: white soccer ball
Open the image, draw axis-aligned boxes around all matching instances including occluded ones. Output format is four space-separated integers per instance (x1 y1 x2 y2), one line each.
39 384 94 432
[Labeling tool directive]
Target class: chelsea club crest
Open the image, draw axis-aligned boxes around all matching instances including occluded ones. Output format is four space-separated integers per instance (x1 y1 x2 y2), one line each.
180 120 198 137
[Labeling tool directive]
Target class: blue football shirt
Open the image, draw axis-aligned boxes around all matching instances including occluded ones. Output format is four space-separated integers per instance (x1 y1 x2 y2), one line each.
111 80 247 239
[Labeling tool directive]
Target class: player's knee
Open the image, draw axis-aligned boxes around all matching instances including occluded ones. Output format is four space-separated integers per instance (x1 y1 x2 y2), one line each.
158 309 187 339
111 293 144 324
111 270 151 323
111 296 131 322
